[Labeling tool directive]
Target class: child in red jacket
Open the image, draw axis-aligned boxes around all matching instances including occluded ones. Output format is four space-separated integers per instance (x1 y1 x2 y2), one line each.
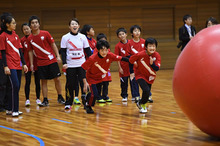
82 40 129 113
129 37 161 113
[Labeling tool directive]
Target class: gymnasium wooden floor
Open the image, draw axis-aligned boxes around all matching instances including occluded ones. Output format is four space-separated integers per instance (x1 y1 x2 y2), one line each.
0 70 220 146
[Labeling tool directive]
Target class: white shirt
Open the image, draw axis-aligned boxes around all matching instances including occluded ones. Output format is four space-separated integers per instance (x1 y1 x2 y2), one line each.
61 32 90 68
185 24 192 37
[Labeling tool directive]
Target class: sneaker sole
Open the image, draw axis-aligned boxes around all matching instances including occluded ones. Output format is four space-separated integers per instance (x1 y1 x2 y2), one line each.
39 104 48 107
12 115 19 117
139 110 148 113
96 101 106 103
73 102 81 105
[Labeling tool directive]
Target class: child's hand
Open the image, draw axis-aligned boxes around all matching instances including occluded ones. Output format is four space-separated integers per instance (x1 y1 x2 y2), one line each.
57 56 62 64
119 67 124 74
23 65 28 73
4 66 10 75
83 81 90 93
134 61 138 67
30 65 34 72
63 64 68 70
150 56 153 65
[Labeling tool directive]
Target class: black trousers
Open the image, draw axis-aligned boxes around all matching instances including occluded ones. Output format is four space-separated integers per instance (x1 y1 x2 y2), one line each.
96 81 109 99
120 77 128 98
75 75 85 97
137 79 152 104
65 67 85 106
86 84 102 106
24 71 41 100
0 59 10 109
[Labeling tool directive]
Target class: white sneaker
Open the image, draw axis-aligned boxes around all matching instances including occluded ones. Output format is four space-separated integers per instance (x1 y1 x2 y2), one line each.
25 100 30 106
6 110 12 115
36 99 42 105
131 97 136 101
139 104 147 113
12 112 19 117
65 105 71 110
18 111 23 115
122 97 128 102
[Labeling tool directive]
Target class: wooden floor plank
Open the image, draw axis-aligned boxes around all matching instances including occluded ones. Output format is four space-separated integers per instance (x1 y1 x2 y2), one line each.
0 70 220 145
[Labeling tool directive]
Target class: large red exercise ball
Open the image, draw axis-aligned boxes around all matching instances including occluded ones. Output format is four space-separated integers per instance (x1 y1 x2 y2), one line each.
173 24 220 138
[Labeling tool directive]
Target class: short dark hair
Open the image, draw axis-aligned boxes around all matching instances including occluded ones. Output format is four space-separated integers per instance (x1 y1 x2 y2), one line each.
96 33 107 41
69 18 79 26
130 25 141 34
0 12 12 23
183 14 192 23
81 24 93 36
96 40 110 50
145 37 158 48
116 27 127 36
206 17 218 27
29 15 40 25
21 22 29 32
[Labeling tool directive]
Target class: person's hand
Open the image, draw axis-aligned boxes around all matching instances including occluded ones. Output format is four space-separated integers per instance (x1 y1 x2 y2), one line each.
119 67 124 74
4 66 10 75
30 65 34 72
134 61 138 68
23 65 28 73
130 73 135 80
63 64 68 70
83 81 90 93
57 56 62 64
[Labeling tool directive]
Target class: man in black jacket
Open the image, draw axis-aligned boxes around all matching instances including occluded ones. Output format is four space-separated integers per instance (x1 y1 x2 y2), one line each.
178 14 196 51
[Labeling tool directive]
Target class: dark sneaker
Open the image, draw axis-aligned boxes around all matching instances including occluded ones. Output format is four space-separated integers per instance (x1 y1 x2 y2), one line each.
58 96 65 104
104 96 112 102
135 96 140 103
6 110 12 115
39 99 49 107
85 106 94 114
81 95 86 106
147 96 153 103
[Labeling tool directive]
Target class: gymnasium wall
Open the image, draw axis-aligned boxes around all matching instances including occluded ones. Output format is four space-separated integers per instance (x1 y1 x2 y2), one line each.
0 0 219 70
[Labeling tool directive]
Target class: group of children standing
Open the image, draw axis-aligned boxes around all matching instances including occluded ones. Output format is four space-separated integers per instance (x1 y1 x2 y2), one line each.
0 12 161 116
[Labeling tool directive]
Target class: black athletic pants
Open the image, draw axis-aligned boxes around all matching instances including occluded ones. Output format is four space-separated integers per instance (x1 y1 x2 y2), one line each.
137 79 152 104
24 71 40 100
65 67 85 106
96 81 109 100
0 59 10 110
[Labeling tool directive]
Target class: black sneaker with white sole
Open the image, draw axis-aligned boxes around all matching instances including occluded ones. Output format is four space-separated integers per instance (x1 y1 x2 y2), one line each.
39 98 49 107
148 96 153 103
85 106 94 114
58 96 65 104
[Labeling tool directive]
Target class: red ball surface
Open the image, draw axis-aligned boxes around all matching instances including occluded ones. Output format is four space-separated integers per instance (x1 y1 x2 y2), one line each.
173 25 220 137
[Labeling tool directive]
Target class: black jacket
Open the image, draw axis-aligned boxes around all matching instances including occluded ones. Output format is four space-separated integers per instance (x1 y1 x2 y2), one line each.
178 25 196 51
